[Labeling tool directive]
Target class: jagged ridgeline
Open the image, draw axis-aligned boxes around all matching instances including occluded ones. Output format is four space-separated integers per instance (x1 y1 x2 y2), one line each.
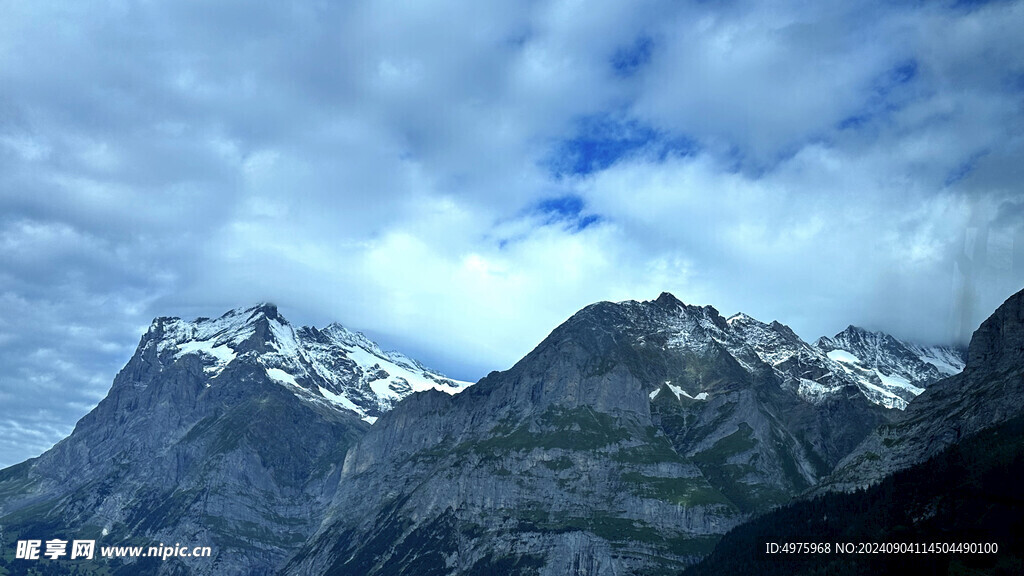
0 292 978 576
283 294 911 576
686 288 1024 576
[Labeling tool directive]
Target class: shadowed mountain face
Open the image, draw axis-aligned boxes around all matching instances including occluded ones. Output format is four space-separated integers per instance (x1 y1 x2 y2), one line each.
824 287 1024 492
687 287 1024 576
0 304 465 576
686 413 1024 576
284 294 891 576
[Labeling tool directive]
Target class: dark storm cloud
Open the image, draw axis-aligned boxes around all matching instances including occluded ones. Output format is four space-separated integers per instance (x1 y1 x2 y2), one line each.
1 0 1022 467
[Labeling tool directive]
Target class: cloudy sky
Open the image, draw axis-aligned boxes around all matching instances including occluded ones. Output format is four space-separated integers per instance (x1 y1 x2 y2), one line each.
1 0 1023 468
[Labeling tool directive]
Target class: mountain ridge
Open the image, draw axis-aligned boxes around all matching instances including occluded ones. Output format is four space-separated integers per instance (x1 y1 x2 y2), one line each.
822 287 1024 492
0 295 980 575
686 286 1024 576
815 324 965 409
283 294 901 575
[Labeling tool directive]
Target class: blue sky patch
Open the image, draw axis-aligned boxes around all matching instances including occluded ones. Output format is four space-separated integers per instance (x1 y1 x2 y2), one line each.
951 0 1012 11
547 116 698 177
945 150 988 186
837 113 870 131
531 194 601 232
888 60 918 86
611 36 654 77
836 59 920 132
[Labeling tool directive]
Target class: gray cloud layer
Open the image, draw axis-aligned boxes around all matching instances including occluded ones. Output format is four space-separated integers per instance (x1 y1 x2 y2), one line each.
1 0 1022 467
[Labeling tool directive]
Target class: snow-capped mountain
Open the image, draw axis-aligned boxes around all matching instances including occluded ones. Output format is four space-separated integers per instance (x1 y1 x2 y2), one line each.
624 296 962 410
150 303 471 423
691 288 1024 576
724 312 853 403
0 303 471 576
284 293 894 576
815 326 966 410
589 296 851 406
827 288 1024 491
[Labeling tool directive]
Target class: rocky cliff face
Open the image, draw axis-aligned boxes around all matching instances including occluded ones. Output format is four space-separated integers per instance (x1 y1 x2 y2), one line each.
688 287 1024 576
284 294 891 576
824 288 1024 491
0 304 464 575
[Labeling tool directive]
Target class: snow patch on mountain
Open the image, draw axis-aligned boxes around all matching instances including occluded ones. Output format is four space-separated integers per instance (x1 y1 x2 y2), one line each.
826 349 860 365
175 340 236 376
666 382 708 401
266 367 299 387
910 344 966 376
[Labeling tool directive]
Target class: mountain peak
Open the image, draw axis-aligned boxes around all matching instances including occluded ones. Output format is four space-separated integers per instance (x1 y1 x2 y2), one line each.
148 302 291 339
653 291 685 310
726 312 754 324
133 304 472 423
815 324 966 409
838 325 885 340
648 293 728 331
967 287 1024 370
826 287 1024 491
245 302 283 322
321 322 382 353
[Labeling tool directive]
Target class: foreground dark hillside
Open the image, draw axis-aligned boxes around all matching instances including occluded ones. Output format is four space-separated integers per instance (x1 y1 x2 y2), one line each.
685 412 1024 576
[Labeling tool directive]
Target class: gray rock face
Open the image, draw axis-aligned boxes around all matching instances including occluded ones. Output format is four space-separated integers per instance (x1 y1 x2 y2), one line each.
0 304 462 575
285 294 891 576
824 288 1024 492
